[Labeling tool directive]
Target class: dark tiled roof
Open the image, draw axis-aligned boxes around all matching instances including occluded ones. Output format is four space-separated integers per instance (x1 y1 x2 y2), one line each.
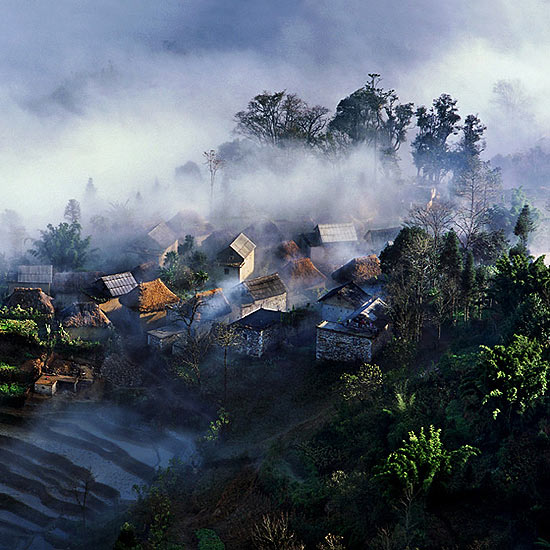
231 308 283 330
17 265 53 284
146 222 178 249
318 282 371 309
52 271 104 294
242 273 287 301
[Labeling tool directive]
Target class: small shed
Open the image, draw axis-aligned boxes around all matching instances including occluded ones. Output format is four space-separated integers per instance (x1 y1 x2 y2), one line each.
34 375 57 396
5 288 55 318
318 282 371 322
8 265 53 294
120 278 180 334
59 302 113 341
217 233 256 283
229 273 287 317
230 308 284 358
147 323 187 351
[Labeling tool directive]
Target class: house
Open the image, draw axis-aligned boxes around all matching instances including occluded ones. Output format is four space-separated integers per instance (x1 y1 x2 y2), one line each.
364 227 401 253
217 233 256 283
166 209 213 246
51 271 104 308
243 219 285 249
7 265 53 294
228 273 287 317
276 240 302 262
147 323 188 351
5 287 55 318
134 222 179 267
131 261 159 283
59 302 113 341
318 282 371 322
280 258 326 307
230 308 284 357
300 223 358 264
88 272 138 324
119 278 180 334
331 255 381 285
316 299 391 363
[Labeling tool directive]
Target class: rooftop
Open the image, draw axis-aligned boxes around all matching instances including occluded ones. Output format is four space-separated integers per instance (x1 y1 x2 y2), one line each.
59 302 112 328
316 223 358 244
228 232 256 259
332 255 381 284
318 282 371 309
99 272 138 297
231 308 283 330
281 258 326 290
146 222 178 249
6 287 55 316
120 278 180 313
239 273 287 302
17 265 53 284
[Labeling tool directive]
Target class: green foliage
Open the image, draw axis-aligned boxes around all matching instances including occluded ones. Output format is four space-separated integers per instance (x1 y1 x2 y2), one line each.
0 318 40 343
196 528 225 550
477 334 550 419
514 203 536 248
0 305 50 322
375 425 478 495
340 364 382 402
203 408 230 442
0 382 25 397
30 221 92 270
113 522 142 550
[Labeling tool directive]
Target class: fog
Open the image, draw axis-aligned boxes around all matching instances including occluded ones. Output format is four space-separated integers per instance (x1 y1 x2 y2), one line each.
1 0 550 232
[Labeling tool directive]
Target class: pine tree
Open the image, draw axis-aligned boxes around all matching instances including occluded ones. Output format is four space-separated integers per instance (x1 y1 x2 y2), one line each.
64 199 81 224
514 203 535 249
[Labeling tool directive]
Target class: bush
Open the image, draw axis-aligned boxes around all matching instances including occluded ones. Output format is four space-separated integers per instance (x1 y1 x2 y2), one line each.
196 528 225 550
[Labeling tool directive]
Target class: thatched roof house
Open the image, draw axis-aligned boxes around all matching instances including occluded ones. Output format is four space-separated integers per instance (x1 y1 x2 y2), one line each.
276 240 302 262
5 288 55 317
281 258 326 291
332 255 381 285
120 279 180 313
59 303 112 328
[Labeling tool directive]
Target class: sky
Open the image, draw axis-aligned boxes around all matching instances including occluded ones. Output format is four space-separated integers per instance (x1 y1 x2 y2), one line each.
1 0 549 217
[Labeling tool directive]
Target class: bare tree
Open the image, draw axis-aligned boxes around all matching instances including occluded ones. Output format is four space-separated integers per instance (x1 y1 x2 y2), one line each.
453 160 500 250
406 200 455 247
203 149 223 216
252 512 305 550
73 467 95 530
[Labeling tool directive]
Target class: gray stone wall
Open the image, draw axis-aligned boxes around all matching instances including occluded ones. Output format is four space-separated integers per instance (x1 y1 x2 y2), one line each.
315 327 372 363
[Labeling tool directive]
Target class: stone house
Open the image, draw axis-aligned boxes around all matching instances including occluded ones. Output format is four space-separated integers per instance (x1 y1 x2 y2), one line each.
217 233 256 284
134 222 179 267
228 273 287 318
316 299 391 363
119 278 180 334
147 322 188 351
58 302 113 342
34 375 57 396
7 265 53 294
230 308 284 358
318 282 371 322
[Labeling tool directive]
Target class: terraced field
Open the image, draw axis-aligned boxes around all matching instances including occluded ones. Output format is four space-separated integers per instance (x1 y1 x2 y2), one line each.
0 400 195 549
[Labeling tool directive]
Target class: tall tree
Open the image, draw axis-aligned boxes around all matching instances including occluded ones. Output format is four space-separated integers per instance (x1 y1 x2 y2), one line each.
330 74 413 175
235 90 329 148
514 203 536 249
64 199 81 224
411 94 461 184
406 199 455 247
30 222 92 271
453 159 501 250
203 149 223 216
461 251 476 321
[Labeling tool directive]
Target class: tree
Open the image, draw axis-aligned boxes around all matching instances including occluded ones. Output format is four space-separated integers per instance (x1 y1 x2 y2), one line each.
477 334 550 421
30 222 92 270
514 203 536 249
252 512 305 550
203 149 223 216
330 74 413 175
84 177 97 202
64 199 81 224
214 323 239 405
235 90 329 148
453 114 486 174
461 251 475 321
340 363 383 403
453 159 501 250
406 199 455 247
412 94 461 184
